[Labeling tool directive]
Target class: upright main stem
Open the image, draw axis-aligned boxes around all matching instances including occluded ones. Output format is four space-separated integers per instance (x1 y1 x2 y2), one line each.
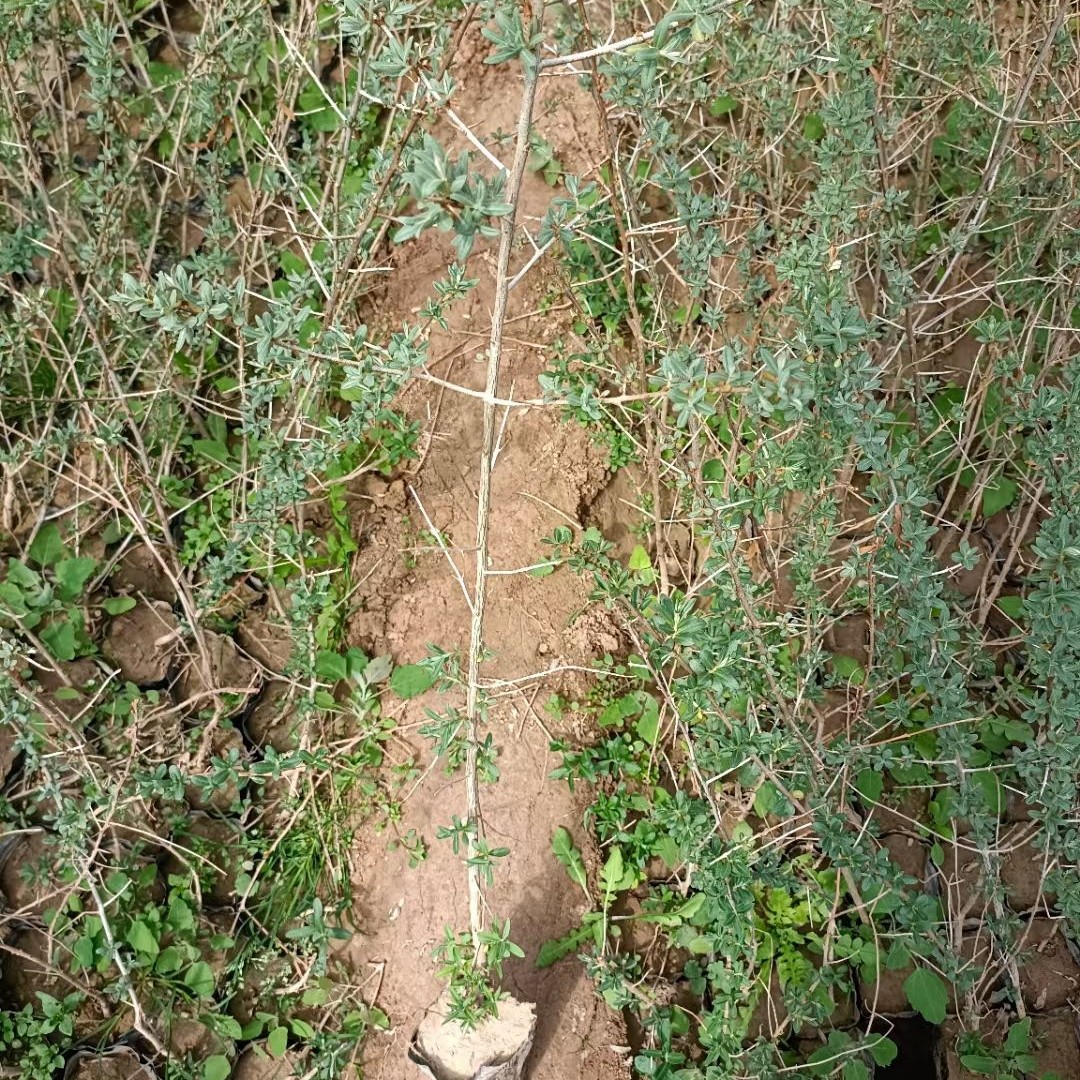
464 28 545 952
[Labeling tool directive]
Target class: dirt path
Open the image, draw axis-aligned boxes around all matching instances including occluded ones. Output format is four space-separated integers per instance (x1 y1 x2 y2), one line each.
341 40 631 1080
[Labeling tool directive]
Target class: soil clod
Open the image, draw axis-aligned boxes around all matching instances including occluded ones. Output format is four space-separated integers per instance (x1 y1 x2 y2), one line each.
410 995 536 1080
64 1048 156 1080
103 601 179 685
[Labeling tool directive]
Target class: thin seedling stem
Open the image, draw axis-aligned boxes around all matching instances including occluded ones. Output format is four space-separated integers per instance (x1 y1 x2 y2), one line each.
463 20 546 953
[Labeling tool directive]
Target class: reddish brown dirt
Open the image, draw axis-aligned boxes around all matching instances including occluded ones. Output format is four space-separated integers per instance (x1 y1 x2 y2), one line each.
342 34 630 1080
231 1048 306 1080
938 1013 1080 1080
66 1049 155 1080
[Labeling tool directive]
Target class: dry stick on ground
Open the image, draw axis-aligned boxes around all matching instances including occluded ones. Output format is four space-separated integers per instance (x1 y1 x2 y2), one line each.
463 21 546 952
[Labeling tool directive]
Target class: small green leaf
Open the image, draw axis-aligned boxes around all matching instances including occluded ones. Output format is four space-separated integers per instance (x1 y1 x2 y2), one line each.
6 560 39 589
102 595 137 616
551 827 589 895
154 946 183 974
1003 1017 1031 1053
315 650 348 682
54 556 97 602
125 920 159 958
709 94 738 117
303 106 341 134
363 654 393 684
290 1018 316 1039
105 871 130 895
167 895 195 932
598 700 624 727
843 1061 869 1080
267 1024 288 1058
184 961 216 998
753 780 784 819
600 846 625 905
1000 718 1033 744
192 439 231 466
627 545 656 584
635 697 660 744
855 768 883 804
390 663 435 699
205 1014 243 1040
671 893 706 922
970 768 1004 816
832 654 866 686
996 594 1025 621
279 249 307 276
886 941 911 970
147 60 183 86
41 619 77 662
344 648 369 679
869 1036 898 1067
777 949 812 990
654 835 681 870
72 936 95 971
982 473 1019 517
240 1018 265 1040
0 582 29 619
535 938 569 968
959 1054 999 1075
536 924 592 968
858 940 880 979
29 523 66 567
202 1056 231 1080
903 967 948 1023
803 113 825 140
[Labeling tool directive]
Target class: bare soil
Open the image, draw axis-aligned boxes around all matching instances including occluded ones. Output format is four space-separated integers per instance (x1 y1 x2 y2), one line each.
231 1048 306 1080
66 1049 156 1080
